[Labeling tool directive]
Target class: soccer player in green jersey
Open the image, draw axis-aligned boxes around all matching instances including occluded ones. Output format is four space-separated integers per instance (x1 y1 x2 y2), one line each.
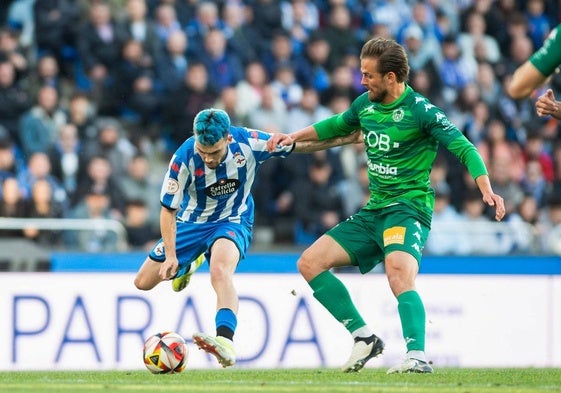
267 37 506 374
508 24 561 119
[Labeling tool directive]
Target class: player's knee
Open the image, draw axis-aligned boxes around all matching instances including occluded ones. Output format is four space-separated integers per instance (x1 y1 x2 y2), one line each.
297 251 320 280
134 275 150 291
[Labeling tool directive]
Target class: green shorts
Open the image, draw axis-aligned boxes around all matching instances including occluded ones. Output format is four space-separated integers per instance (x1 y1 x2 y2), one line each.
326 205 430 274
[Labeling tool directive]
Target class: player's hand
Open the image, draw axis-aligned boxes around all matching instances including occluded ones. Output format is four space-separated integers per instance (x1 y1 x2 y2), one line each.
535 89 559 117
266 133 294 152
483 192 506 221
159 257 179 280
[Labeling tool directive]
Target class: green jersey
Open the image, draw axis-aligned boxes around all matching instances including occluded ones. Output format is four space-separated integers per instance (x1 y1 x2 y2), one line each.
314 86 487 226
530 24 561 77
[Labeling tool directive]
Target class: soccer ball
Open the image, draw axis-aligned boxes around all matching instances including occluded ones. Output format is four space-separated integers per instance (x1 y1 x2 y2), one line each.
143 331 188 374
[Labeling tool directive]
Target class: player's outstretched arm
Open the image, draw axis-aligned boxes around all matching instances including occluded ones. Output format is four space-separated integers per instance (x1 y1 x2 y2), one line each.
293 130 362 153
536 89 561 119
507 61 548 99
475 175 505 222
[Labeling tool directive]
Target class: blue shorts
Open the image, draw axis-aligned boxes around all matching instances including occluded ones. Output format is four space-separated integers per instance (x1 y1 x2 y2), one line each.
148 221 252 275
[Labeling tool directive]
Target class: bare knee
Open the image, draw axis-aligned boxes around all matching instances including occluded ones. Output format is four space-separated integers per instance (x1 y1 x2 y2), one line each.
297 248 324 281
385 252 418 296
134 275 154 291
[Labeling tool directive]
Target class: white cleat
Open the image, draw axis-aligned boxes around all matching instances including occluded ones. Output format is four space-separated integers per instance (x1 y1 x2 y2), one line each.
341 335 385 372
387 358 434 374
193 332 236 368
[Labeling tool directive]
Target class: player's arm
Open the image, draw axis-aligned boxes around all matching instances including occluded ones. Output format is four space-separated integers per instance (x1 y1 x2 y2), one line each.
446 136 506 222
474 174 505 222
507 61 548 99
158 206 179 280
293 129 362 153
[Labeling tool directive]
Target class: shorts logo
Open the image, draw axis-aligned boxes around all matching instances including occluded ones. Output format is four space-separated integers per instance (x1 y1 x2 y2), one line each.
166 179 179 194
154 241 165 256
383 226 406 246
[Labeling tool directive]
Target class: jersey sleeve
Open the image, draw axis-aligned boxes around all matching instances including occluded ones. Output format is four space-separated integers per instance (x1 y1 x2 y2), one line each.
419 101 488 179
243 127 294 163
160 147 192 210
530 24 561 77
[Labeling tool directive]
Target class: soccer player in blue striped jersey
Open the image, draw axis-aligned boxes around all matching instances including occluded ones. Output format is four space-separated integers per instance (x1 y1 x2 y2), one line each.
134 108 360 368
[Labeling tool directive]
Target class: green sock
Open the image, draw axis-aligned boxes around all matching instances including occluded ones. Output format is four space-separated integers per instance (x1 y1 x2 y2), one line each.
397 290 426 352
309 271 366 333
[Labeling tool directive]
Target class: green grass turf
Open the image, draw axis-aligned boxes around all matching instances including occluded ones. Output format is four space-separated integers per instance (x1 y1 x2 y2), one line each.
1 368 560 393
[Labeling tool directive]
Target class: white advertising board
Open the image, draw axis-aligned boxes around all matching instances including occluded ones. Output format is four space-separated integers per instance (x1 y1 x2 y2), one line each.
0 273 558 370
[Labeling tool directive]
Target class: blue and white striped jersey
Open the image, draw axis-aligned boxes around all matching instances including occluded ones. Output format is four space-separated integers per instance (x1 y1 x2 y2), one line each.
160 126 293 226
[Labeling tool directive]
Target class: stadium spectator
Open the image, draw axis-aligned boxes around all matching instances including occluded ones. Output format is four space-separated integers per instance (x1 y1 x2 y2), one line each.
64 188 120 252
161 61 217 150
32 0 81 75
234 61 269 119
124 198 159 250
72 154 126 216
17 151 68 207
319 5 360 70
221 2 259 66
26 54 69 101
0 60 31 146
291 156 344 245
213 86 244 126
436 34 477 105
524 0 551 52
120 153 161 230
47 123 85 201
197 28 244 92
280 0 319 56
19 85 67 157
113 39 160 126
246 84 287 133
76 2 129 112
0 26 29 80
424 183 469 256
260 30 309 87
155 29 190 94
458 11 501 65
66 91 98 153
86 118 136 178
184 1 227 56
301 33 332 91
0 176 26 237
153 2 182 44
122 0 162 68
319 64 361 108
286 87 332 134
269 64 303 110
23 178 64 247
0 135 25 183
247 0 283 52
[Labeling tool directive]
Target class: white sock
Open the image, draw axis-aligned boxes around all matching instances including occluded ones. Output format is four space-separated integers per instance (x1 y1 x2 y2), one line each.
351 326 373 339
407 350 426 361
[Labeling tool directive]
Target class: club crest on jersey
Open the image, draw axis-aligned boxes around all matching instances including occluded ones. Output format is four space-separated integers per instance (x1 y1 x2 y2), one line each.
205 178 241 199
232 152 246 168
392 108 404 122
166 178 179 194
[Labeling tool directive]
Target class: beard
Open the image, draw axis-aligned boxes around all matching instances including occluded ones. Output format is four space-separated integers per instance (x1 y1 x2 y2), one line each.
368 88 388 103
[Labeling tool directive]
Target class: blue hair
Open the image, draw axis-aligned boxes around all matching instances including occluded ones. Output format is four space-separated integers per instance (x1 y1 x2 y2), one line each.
193 108 231 146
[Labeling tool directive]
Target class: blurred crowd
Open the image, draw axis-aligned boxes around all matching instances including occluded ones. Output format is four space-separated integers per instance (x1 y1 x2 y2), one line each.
0 0 560 255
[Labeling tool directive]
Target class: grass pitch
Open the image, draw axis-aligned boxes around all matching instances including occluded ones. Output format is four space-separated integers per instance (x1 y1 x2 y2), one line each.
1 368 560 393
